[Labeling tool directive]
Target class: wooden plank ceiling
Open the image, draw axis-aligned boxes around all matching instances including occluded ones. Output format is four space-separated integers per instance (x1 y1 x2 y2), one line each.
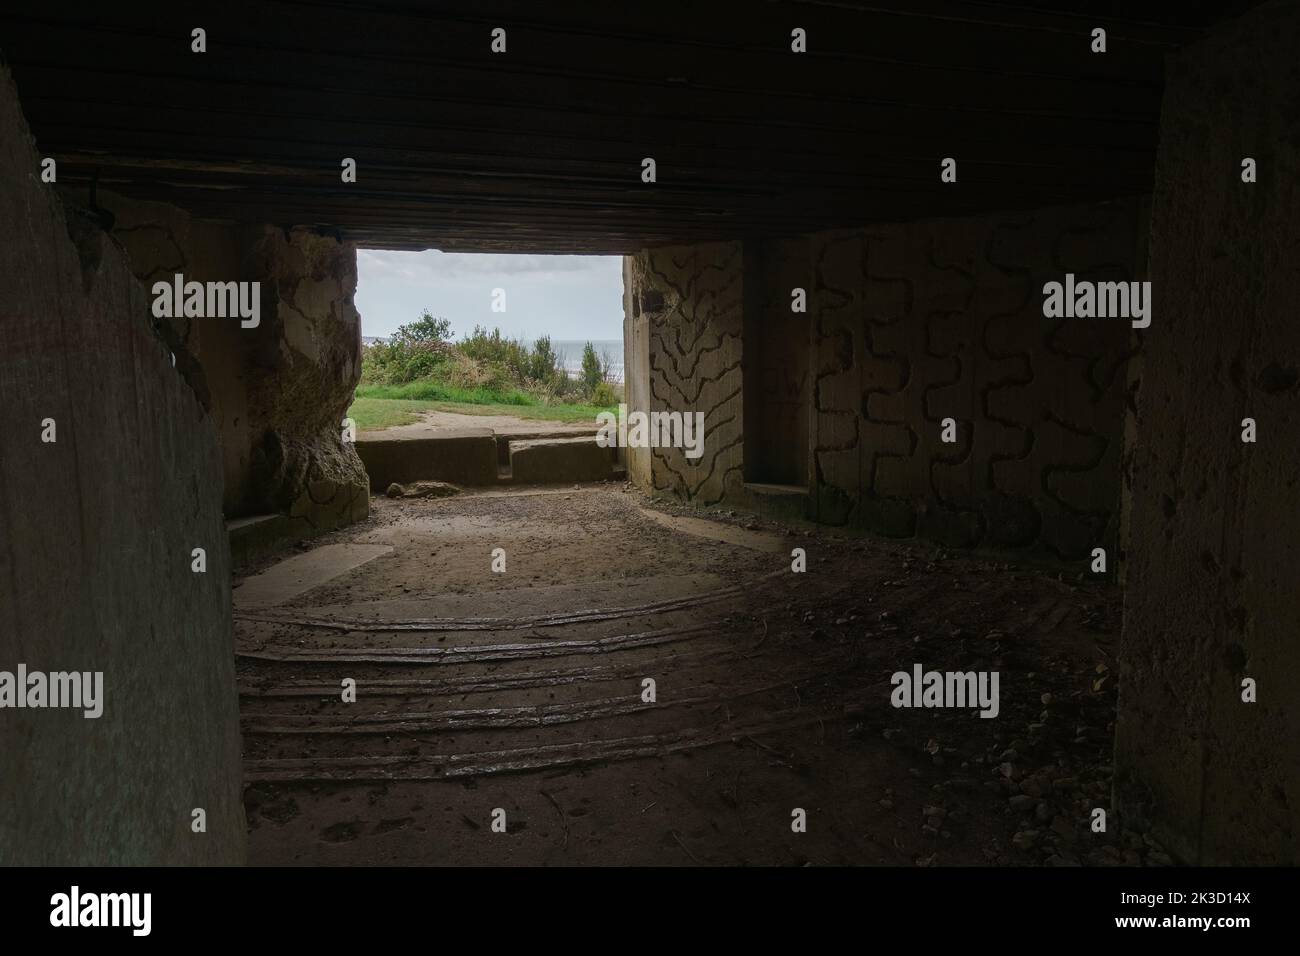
0 1 1240 252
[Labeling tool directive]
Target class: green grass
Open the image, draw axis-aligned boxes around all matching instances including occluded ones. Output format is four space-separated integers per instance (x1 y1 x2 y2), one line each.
348 386 616 432
357 381 535 406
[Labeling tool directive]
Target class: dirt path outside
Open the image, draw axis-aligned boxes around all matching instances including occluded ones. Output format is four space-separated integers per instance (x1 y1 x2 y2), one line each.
365 409 597 440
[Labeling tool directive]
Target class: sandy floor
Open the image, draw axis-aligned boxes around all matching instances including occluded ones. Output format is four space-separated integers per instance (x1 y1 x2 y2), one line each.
233 485 1158 867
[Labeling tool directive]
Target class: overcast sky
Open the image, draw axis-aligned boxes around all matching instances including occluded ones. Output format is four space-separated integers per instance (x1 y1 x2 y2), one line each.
355 250 625 342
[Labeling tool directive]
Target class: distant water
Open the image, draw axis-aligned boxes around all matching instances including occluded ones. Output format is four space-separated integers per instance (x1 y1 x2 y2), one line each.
553 339 623 384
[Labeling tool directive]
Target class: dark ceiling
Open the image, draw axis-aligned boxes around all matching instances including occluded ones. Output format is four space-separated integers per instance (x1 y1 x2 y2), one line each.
0 1 1244 252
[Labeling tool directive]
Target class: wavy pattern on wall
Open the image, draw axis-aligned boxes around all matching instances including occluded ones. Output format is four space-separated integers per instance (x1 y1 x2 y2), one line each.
628 200 1140 559
809 201 1142 557
632 242 745 507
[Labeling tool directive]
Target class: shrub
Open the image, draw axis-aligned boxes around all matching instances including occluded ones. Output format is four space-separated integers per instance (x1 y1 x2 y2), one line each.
580 341 603 393
360 310 617 409
362 311 455 384
590 380 619 407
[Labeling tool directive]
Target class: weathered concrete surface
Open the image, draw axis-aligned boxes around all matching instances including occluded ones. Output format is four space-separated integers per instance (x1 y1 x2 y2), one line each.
629 205 1143 560
1115 0 1299 865
0 67 245 864
229 513 295 568
70 189 370 537
509 436 618 484
807 200 1145 558
356 430 499 490
233 544 393 610
622 256 653 488
243 226 369 533
627 242 745 507
745 237 811 488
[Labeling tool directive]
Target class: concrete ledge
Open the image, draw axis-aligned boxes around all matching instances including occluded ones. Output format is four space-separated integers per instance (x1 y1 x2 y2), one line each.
510 436 617 483
228 513 291 567
356 429 499 490
742 482 811 522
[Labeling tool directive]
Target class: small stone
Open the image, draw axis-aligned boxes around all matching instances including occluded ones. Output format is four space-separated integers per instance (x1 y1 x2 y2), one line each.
1018 777 1045 798
1011 830 1039 850
1008 794 1035 811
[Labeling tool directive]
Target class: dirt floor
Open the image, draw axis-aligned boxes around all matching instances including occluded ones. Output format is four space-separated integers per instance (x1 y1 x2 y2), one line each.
234 484 1171 866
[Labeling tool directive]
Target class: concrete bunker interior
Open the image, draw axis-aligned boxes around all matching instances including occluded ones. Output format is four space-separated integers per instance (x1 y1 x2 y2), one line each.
1 1 1296 868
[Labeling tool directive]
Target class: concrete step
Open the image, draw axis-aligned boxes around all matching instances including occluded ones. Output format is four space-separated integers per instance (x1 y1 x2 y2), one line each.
356 428 499 490
508 435 620 484
356 429 620 490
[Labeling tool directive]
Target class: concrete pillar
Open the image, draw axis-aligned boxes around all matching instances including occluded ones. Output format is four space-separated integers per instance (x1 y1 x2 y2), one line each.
69 190 369 538
1114 0 1299 864
626 242 745 507
621 255 652 490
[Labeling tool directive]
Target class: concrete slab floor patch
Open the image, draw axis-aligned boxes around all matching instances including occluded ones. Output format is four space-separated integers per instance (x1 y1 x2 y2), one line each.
637 508 787 552
233 544 394 609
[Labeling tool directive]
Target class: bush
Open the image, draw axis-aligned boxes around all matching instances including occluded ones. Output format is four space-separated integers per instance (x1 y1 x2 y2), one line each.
529 336 562 385
580 341 603 394
590 380 619 407
362 310 455 385
460 326 531 382
360 311 616 409
392 311 453 347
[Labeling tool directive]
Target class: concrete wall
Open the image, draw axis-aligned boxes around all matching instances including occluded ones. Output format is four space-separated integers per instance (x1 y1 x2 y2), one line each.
745 237 812 488
1114 0 1299 865
628 199 1145 559
808 199 1146 558
70 189 369 538
0 67 245 864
